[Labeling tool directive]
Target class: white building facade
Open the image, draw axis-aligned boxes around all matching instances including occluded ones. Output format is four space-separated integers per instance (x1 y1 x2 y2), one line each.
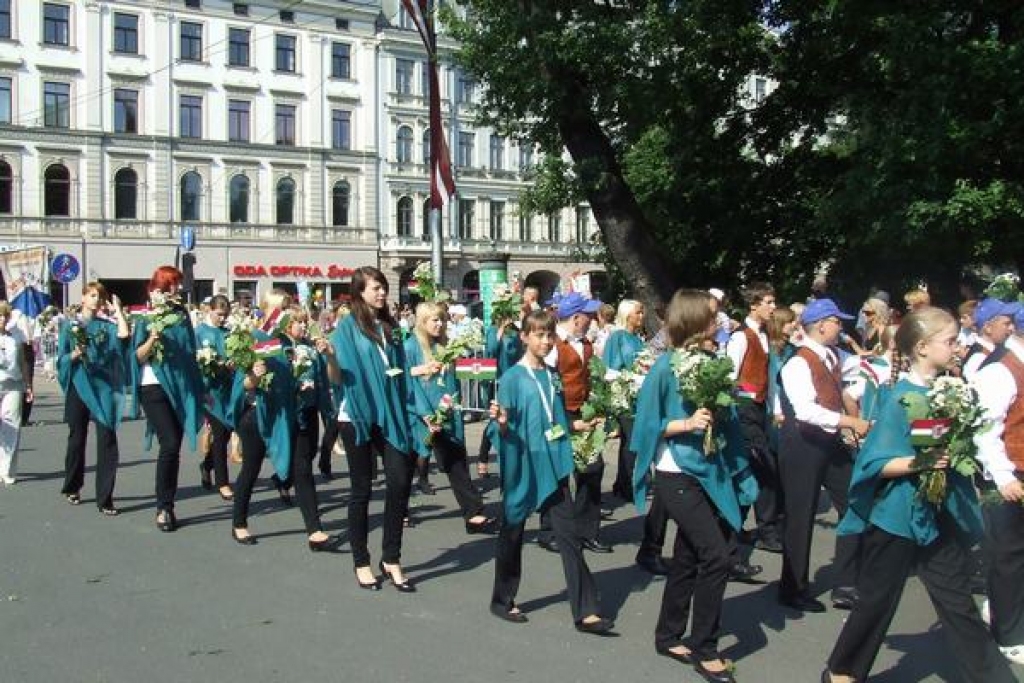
0 0 602 306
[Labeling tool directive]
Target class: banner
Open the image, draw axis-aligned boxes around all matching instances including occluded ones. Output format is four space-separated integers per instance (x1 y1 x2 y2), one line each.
0 246 51 316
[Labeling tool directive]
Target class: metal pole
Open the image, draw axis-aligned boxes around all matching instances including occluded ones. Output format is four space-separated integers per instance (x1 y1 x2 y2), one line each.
430 207 442 287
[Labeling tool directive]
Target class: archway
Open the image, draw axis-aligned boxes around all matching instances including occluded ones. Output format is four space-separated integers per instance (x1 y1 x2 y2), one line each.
523 269 560 305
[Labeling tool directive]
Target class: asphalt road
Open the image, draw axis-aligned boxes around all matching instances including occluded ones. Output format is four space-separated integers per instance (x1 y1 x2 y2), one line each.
1 380 1019 683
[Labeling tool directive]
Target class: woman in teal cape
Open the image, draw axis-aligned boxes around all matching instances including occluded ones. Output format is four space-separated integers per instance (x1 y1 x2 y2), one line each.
476 318 524 478
330 267 416 590
404 302 494 531
57 282 131 512
825 308 1015 683
276 308 337 549
131 266 204 532
603 299 646 500
195 295 245 501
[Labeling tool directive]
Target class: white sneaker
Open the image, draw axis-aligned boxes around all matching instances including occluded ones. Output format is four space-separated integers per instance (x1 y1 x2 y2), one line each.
1000 644 1024 665
981 598 991 625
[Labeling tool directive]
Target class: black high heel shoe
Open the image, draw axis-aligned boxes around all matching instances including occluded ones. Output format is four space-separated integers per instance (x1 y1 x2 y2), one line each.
231 528 257 545
354 567 381 591
465 517 497 535
270 474 293 506
156 510 177 533
308 535 335 552
378 560 416 593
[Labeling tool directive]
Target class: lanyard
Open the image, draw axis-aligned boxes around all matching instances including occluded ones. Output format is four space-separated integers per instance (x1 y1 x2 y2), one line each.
522 362 555 426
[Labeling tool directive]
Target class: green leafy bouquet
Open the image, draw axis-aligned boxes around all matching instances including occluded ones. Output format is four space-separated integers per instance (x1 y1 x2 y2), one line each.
607 348 657 417
490 283 522 325
434 318 484 384
570 356 613 472
142 291 185 364
900 376 988 505
409 261 450 303
196 340 225 379
671 349 736 456
224 311 273 391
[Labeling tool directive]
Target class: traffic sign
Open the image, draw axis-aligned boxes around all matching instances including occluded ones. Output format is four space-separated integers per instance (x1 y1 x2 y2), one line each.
181 225 196 252
51 253 80 284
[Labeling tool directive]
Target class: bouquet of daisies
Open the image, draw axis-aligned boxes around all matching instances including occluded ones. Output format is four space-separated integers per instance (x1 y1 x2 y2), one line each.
671 348 736 455
291 344 315 391
570 357 614 472
900 376 988 505
224 310 273 391
134 291 185 364
490 282 523 325
434 318 485 383
196 339 225 379
607 349 658 417
409 261 450 303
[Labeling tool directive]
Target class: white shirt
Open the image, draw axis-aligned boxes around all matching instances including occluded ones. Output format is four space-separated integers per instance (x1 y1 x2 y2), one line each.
963 337 995 382
655 438 682 473
973 335 1024 487
0 329 26 390
778 336 842 433
544 324 585 369
725 317 768 381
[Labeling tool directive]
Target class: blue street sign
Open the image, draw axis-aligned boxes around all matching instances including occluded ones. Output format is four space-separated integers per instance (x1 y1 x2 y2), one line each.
181 225 196 252
51 253 80 284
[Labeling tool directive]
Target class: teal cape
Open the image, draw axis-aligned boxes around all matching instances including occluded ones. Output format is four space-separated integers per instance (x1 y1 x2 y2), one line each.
330 315 411 454
130 307 204 451
57 316 130 431
602 329 644 371
838 379 983 545
629 352 758 531
279 334 335 430
767 343 797 452
404 336 465 460
484 325 524 378
195 322 245 430
494 364 574 525
859 358 894 423
248 330 295 479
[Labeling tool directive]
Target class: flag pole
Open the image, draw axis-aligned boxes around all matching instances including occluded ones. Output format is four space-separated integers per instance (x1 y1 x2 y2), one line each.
427 0 443 288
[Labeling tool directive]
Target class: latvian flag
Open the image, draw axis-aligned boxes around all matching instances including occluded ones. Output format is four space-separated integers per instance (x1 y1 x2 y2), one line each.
455 358 497 381
126 304 154 319
260 308 291 334
909 418 952 448
253 338 285 359
736 383 759 401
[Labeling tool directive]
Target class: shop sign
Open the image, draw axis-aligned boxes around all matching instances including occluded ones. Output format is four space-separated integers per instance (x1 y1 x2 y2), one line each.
233 264 355 279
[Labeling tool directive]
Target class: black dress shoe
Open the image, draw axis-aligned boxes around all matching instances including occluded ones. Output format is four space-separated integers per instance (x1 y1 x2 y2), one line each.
538 537 560 553
156 511 177 533
754 535 783 554
574 617 616 635
636 553 670 576
319 468 335 481
728 562 764 583
231 528 257 545
353 567 381 591
779 592 827 613
378 561 417 593
693 660 736 683
655 644 693 665
98 505 120 517
582 538 614 553
490 603 528 623
270 474 293 506
308 536 336 552
417 479 436 496
465 517 497 535
830 586 860 610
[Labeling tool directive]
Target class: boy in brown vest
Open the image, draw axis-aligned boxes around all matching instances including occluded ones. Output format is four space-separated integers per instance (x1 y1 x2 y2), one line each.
726 282 782 554
539 292 610 554
778 299 870 613
973 305 1024 665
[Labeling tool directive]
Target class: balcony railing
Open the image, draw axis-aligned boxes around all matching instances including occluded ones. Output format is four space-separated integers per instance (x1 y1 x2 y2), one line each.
379 235 594 260
0 217 377 245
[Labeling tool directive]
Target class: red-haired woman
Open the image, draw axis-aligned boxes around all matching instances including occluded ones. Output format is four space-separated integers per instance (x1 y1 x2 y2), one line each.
330 267 416 591
131 266 204 532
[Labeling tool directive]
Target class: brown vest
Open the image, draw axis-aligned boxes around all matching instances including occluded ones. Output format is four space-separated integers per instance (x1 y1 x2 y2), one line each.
795 346 843 413
555 335 593 413
736 327 769 403
999 352 1024 471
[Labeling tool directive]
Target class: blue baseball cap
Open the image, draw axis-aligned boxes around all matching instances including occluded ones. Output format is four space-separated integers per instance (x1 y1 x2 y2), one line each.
975 298 1017 327
800 298 854 325
555 292 602 319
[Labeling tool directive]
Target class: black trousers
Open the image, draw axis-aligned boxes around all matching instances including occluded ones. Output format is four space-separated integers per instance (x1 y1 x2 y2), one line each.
232 407 266 529
736 401 781 537
612 416 637 496
203 416 231 488
61 384 119 508
432 431 485 519
828 520 1016 683
638 492 671 558
339 421 414 567
654 471 734 661
492 482 600 623
21 342 34 425
138 385 184 513
984 495 1024 646
778 425 859 597
291 408 322 534
318 415 339 473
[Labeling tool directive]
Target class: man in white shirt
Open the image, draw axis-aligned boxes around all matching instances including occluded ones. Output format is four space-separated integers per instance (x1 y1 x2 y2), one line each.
972 307 1024 665
777 299 870 613
963 298 1015 381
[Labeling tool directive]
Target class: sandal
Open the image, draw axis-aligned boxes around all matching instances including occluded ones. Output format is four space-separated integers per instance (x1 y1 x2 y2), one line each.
99 505 120 517
65 493 81 505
